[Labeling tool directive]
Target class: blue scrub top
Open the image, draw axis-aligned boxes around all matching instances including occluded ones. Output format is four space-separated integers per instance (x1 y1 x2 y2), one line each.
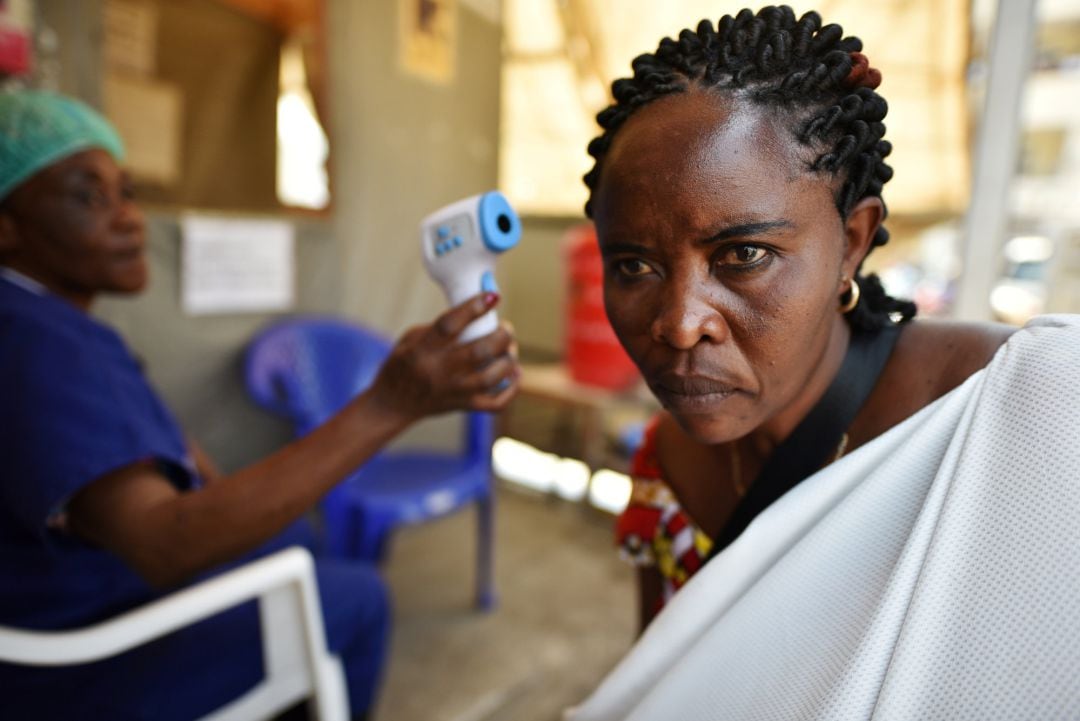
0 271 199 630
0 272 392 720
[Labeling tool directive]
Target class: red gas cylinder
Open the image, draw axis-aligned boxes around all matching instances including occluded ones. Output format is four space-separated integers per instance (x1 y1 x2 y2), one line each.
563 223 640 390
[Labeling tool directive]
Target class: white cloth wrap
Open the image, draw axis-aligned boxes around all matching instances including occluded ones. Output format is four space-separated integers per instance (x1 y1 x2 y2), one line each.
567 315 1080 721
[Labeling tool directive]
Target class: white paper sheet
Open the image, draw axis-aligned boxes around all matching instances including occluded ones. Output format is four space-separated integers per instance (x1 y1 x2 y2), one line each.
181 216 295 316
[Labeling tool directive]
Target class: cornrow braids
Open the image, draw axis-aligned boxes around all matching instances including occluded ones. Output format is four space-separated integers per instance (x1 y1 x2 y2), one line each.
584 5 916 332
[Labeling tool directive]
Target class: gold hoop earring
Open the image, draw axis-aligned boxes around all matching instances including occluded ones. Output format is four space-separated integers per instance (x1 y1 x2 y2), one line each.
840 278 861 314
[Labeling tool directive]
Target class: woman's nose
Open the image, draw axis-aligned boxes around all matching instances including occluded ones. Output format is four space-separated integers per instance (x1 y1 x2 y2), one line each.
650 281 730 350
113 195 145 235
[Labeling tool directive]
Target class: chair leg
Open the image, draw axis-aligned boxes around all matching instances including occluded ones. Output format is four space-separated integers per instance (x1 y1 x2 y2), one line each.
355 514 392 564
475 491 496 611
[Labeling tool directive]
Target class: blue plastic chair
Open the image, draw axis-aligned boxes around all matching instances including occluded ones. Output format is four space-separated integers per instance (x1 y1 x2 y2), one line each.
244 316 496 609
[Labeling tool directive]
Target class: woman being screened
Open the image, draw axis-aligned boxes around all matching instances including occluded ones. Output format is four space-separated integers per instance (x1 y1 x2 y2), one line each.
590 6 1015 631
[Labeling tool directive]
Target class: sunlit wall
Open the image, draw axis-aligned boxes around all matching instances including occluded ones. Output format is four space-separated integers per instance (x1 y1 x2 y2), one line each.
500 1 970 220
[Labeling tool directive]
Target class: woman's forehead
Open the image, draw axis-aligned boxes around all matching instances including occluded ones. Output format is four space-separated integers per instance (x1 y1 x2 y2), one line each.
14 149 120 198
593 90 824 236
44 149 122 182
602 91 799 186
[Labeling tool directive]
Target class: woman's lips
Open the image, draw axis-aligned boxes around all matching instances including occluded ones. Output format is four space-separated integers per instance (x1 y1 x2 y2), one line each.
649 374 742 411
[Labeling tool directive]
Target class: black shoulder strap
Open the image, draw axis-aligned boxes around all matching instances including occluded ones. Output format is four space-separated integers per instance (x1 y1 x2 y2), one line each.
705 324 901 562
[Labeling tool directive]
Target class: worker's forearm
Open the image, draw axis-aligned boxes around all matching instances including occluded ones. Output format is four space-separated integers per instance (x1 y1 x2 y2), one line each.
141 389 416 586
187 438 223 484
69 294 519 589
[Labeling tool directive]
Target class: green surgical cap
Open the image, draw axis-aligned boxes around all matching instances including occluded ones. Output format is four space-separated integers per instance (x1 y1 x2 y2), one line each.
0 90 126 203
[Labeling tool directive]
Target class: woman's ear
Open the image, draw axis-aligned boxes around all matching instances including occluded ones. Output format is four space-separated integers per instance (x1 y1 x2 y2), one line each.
841 196 884 278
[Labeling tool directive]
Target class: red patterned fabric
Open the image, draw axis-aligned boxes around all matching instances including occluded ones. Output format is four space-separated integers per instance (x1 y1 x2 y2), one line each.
615 416 713 611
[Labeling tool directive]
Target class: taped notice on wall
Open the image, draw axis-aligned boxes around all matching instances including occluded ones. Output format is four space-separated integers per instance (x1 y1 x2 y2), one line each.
181 215 295 315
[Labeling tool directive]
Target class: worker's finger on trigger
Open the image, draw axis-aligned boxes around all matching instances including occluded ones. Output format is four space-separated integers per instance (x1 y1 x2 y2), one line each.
458 354 516 393
432 292 500 341
453 326 514 367
499 318 520 360
470 375 519 411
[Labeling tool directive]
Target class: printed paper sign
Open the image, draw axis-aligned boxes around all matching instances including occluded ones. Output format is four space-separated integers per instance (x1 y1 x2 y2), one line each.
181 215 295 315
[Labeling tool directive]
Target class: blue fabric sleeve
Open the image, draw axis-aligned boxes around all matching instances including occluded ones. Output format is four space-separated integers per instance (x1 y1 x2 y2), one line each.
0 313 194 540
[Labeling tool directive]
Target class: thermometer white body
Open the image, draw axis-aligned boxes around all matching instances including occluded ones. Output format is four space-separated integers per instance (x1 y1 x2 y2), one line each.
420 191 522 342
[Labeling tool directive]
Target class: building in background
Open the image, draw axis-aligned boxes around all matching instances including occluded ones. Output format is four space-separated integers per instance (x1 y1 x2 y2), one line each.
980 0 1080 323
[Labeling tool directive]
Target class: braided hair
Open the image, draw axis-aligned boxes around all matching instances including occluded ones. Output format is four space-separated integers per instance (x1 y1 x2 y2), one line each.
583 5 916 331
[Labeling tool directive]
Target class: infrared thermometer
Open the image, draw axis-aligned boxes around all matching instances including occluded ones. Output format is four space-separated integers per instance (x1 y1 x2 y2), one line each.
420 191 522 342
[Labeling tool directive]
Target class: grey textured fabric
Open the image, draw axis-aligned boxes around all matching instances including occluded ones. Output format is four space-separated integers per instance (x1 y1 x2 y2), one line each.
568 315 1080 721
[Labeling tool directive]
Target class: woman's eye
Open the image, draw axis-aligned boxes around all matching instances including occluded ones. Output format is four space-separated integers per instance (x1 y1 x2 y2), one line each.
614 258 653 277
719 245 769 267
72 187 109 208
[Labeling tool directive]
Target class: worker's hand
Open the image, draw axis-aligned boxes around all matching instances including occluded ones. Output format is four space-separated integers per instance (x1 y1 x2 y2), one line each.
368 292 520 421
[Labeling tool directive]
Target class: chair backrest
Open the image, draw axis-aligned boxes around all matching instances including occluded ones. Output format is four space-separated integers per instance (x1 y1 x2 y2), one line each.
245 316 493 465
0 547 349 721
245 317 393 436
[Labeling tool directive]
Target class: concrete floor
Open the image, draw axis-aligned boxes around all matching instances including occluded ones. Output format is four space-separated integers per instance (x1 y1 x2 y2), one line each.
373 485 637 721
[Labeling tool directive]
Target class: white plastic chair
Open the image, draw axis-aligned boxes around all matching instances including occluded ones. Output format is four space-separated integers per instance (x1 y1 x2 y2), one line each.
0 546 349 721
